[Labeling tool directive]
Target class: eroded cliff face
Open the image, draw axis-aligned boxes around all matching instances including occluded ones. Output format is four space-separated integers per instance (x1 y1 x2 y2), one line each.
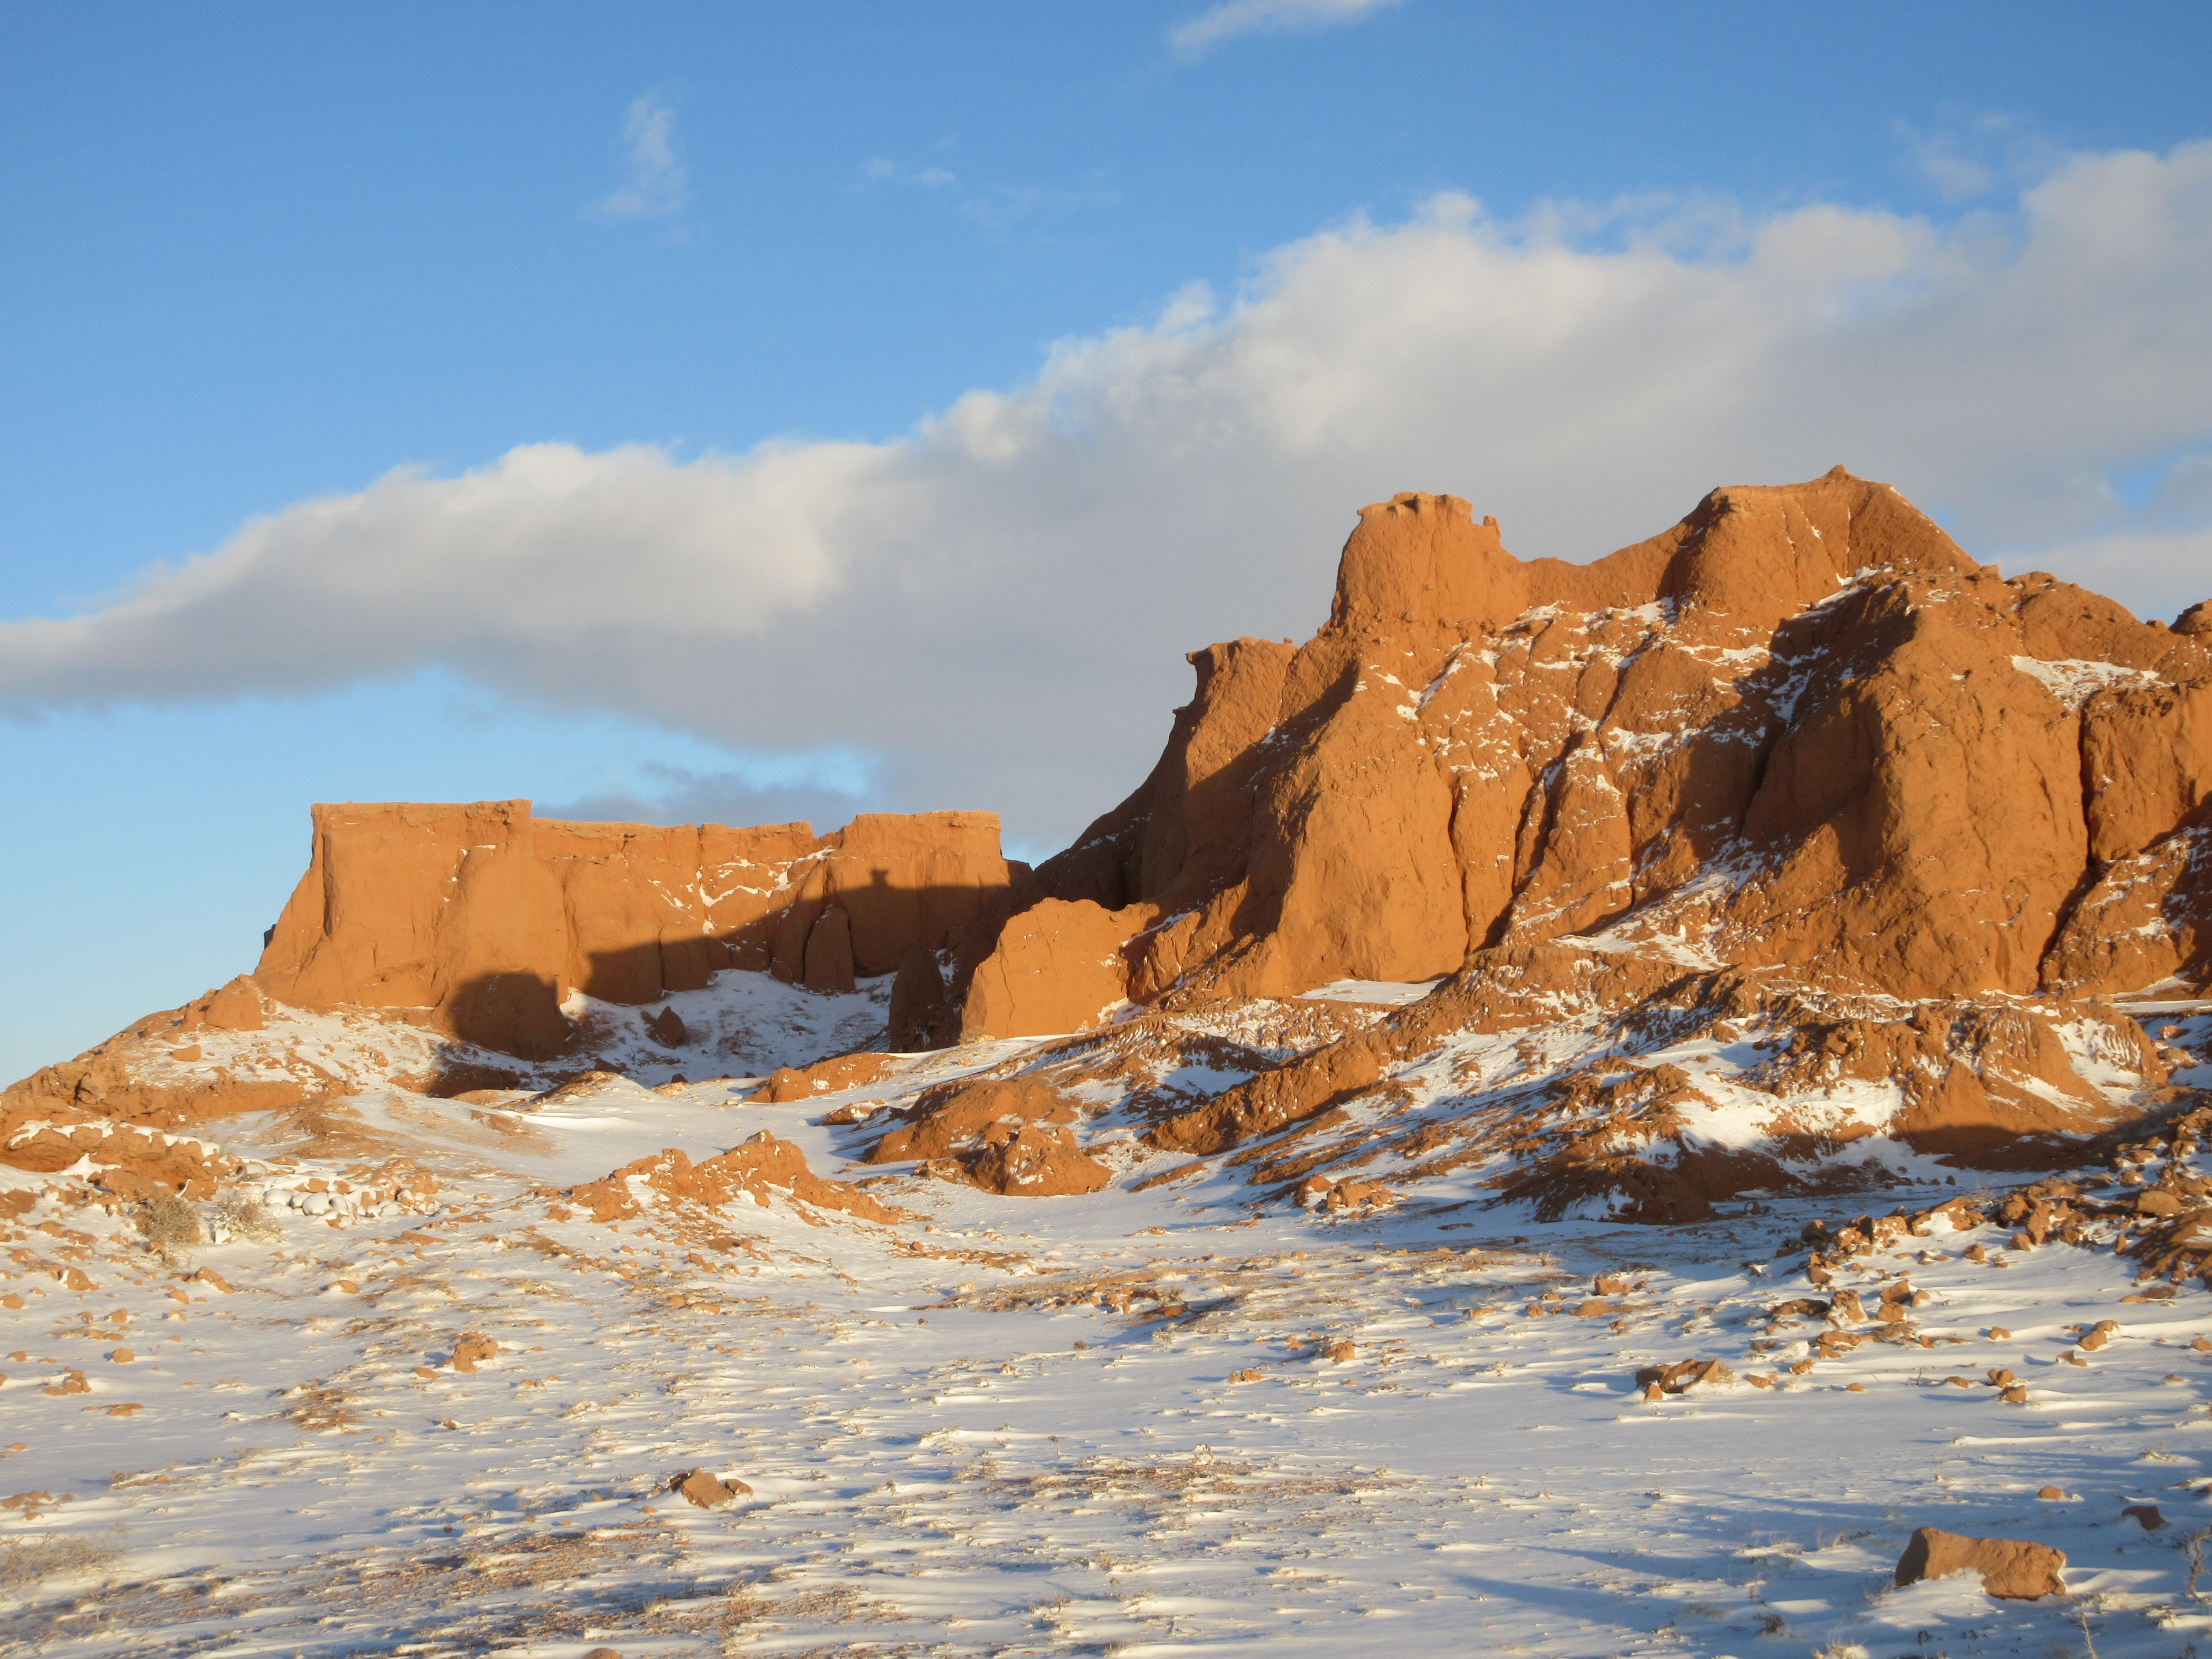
940 468 2212 1040
11 469 2210 1231
253 803 1019 1058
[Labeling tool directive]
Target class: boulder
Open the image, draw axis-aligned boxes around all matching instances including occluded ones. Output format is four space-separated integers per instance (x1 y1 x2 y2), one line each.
1894 1527 2065 1599
449 1333 498 1374
802 907 857 995
671 1469 750 1509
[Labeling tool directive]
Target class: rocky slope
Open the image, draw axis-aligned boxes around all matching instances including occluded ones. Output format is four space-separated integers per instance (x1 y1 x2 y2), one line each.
7 468 2209 1223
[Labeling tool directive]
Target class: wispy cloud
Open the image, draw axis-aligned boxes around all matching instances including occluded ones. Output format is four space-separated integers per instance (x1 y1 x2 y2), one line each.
858 154 1115 230
1897 109 2063 201
594 92 688 219
863 156 957 189
1170 0 1401 61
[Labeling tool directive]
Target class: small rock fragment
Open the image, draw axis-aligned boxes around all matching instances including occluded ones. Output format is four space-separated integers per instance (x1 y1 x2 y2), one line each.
2037 1485 2071 1500
2123 1503 2167 1531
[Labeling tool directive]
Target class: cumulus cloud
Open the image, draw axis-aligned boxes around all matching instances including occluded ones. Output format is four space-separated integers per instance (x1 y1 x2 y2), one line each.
7 142 2212 849
1170 0 1402 60
594 92 687 218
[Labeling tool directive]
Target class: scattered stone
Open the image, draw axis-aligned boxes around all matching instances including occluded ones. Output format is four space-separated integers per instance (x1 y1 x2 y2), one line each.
2123 1504 2167 1531
1765 1298 1830 1322
1987 1325 2011 1339
2037 1486 2071 1500
450 1333 498 1374
671 1469 750 1509
1228 1368 1262 1383
1895 1527 2066 1599
1634 1359 1734 1394
1322 1340 1356 1363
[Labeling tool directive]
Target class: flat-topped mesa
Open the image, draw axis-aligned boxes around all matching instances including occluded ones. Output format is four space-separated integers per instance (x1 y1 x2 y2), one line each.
933 467 2212 1042
254 800 1019 1058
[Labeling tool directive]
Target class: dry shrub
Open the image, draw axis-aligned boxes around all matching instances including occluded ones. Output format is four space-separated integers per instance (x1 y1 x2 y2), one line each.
0 1525 125 1592
211 1187 278 1243
137 1189 202 1252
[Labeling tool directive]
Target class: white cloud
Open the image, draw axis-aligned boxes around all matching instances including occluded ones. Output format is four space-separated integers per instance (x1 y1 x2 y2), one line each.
7 142 2212 848
594 92 687 218
1170 0 1401 59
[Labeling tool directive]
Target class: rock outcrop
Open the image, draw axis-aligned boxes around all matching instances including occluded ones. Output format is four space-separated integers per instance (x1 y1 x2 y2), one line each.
562 1133 896 1225
1894 1527 2066 1600
11 467 2209 1228
253 802 1019 1057
930 469 2212 1039
864 1077 1112 1197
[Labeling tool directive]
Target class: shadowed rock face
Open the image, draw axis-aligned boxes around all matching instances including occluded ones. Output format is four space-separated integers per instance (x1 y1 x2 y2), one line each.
251 803 1019 1057
940 467 2212 1039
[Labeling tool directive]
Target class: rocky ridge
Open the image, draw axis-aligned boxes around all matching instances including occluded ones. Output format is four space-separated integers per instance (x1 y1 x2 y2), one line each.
6 468 2211 1225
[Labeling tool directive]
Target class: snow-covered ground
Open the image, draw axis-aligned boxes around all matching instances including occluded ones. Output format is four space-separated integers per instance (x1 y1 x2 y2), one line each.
9 1045 2212 1659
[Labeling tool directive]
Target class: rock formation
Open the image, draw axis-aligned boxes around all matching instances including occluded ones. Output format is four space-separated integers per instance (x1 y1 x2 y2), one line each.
253 802 1019 1057
1894 1527 2066 1600
9 466 2209 1227
933 469 2212 1041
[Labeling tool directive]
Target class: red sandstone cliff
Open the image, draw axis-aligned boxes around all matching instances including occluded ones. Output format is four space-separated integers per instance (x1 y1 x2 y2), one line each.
10 469 2208 1225
929 468 2212 1041
251 803 1019 1058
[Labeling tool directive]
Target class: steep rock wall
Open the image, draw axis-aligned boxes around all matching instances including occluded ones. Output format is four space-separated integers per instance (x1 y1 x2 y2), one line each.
943 469 2212 1039
254 801 1017 1057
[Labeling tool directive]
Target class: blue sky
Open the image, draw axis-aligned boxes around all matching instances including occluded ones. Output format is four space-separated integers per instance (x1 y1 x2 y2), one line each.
5 0 2211 1081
